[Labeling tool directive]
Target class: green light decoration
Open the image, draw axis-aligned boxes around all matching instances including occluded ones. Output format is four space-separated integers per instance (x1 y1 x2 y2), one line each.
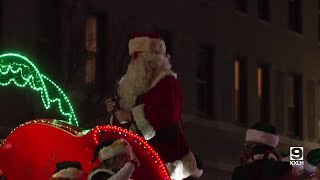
0 53 79 126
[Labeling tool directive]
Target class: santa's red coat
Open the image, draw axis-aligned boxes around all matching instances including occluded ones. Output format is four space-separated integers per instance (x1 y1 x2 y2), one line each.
111 71 200 179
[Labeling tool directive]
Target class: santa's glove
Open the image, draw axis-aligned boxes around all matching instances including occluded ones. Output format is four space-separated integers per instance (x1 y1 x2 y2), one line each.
304 148 320 176
128 145 140 168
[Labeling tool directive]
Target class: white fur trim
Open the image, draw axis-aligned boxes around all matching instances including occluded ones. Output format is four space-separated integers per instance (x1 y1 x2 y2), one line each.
128 37 166 55
166 152 199 179
245 129 279 148
131 104 156 140
150 70 177 90
87 168 115 180
304 160 318 173
52 167 83 179
191 169 203 178
98 139 129 161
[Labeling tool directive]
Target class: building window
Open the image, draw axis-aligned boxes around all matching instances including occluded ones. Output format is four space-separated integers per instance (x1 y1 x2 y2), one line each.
85 15 98 85
273 71 285 134
235 0 248 13
0 0 2 46
258 0 269 21
317 81 320 138
196 46 214 119
318 14 320 41
318 1 320 40
288 0 302 33
287 74 303 139
258 64 270 122
85 14 107 89
306 80 316 140
36 0 61 80
235 57 247 125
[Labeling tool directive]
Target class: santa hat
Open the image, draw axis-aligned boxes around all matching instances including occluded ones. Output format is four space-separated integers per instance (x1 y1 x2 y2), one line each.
304 148 320 173
245 121 279 148
51 161 84 179
128 32 166 56
91 139 129 163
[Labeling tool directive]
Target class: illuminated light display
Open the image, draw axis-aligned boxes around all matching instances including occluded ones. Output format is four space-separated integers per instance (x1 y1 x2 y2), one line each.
0 119 98 179
0 53 171 179
93 125 171 180
0 119 83 148
0 120 171 180
0 53 79 126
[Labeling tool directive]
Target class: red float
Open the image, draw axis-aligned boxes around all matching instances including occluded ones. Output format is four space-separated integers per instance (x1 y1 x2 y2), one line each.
0 119 171 180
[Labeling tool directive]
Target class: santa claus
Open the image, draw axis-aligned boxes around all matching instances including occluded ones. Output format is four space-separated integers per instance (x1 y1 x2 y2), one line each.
105 32 203 180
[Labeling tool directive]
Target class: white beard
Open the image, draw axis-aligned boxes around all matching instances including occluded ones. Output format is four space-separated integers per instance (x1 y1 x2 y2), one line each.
117 56 154 110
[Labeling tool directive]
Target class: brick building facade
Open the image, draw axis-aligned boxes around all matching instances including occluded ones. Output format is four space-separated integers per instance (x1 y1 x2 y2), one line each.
1 0 320 178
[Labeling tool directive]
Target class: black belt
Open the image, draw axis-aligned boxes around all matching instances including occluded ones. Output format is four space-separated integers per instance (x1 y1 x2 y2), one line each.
149 122 181 142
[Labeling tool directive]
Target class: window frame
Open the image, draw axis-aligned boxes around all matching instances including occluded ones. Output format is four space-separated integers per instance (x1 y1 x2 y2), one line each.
84 11 108 91
288 0 302 34
195 44 214 119
235 0 248 13
258 0 270 21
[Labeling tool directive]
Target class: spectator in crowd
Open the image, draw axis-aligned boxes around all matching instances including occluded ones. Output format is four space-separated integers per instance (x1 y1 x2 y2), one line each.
233 121 300 180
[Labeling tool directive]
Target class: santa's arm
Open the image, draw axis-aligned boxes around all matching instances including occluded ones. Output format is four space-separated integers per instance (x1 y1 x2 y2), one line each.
108 162 135 180
131 77 181 140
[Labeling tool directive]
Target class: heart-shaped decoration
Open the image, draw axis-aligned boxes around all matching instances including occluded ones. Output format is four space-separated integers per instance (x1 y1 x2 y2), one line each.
0 119 170 180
